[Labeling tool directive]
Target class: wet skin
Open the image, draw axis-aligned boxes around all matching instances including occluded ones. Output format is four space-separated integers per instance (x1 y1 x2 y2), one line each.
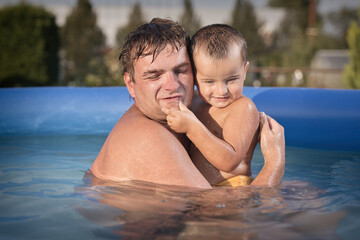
91 44 285 188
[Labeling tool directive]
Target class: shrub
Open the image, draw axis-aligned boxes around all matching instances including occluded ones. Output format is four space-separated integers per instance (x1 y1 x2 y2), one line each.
0 3 59 87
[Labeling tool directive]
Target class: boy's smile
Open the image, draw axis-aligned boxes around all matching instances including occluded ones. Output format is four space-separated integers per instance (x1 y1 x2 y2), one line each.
194 43 249 108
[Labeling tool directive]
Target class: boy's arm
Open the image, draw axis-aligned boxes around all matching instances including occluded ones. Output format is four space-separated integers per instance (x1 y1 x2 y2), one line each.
217 98 259 172
163 98 258 172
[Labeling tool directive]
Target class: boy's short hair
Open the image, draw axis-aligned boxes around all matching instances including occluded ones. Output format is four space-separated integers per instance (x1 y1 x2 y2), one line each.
119 18 190 80
190 24 247 65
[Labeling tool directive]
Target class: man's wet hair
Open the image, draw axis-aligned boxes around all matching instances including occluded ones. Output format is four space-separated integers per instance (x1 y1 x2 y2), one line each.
190 24 247 65
119 18 190 80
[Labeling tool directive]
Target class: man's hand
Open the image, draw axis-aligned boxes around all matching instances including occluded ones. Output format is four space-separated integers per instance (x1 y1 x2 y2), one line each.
251 112 285 186
162 102 198 133
259 112 285 166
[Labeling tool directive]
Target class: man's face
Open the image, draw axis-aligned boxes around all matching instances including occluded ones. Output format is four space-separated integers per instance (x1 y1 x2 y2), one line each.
194 43 249 109
125 45 194 122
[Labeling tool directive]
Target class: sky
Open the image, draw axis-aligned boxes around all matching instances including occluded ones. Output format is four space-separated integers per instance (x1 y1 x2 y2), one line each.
0 0 359 13
1 0 358 46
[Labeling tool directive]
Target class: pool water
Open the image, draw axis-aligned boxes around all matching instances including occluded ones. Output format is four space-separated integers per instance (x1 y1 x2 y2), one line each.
0 135 359 239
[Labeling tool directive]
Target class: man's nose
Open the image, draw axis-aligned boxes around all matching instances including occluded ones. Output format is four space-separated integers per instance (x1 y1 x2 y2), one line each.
163 72 180 91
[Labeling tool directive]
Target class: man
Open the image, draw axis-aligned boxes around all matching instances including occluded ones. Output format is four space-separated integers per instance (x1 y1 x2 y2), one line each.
90 18 285 189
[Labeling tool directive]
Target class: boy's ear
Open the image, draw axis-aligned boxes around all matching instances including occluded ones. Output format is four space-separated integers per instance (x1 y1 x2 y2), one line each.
243 61 250 80
124 72 135 98
244 61 250 72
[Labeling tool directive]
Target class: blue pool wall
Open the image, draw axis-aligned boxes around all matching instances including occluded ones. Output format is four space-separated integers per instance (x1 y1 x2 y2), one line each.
0 87 359 152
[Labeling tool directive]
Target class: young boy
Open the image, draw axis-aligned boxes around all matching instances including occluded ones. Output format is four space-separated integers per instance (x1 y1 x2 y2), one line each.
163 24 259 187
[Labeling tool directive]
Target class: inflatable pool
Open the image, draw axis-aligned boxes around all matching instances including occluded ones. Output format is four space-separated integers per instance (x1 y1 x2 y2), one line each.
0 87 359 151
1 86 360 239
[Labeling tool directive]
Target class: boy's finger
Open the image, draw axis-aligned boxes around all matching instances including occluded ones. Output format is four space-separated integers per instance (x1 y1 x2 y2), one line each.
162 108 171 115
179 101 188 112
166 115 173 123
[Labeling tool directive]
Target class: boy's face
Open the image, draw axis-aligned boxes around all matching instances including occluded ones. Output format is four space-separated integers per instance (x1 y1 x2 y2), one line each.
193 43 249 108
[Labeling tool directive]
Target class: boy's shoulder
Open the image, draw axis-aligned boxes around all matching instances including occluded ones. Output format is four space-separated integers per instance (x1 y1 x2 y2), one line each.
227 96 257 113
222 96 259 125
222 96 259 129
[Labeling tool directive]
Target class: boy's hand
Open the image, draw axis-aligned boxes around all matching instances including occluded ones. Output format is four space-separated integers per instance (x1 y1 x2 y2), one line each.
162 102 198 133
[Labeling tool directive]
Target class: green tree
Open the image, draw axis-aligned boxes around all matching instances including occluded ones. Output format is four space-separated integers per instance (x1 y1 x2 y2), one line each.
86 48 125 86
0 3 59 87
327 7 358 48
269 0 322 53
179 0 201 37
61 0 106 85
266 0 329 73
230 0 266 61
116 2 146 48
269 0 318 33
343 6 360 89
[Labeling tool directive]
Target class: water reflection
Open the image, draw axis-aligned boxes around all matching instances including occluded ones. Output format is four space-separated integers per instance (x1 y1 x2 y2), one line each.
75 173 345 240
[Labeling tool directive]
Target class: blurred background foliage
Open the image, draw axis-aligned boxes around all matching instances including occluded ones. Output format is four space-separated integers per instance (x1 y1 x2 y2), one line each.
0 3 59 87
342 6 360 89
115 2 145 51
0 0 359 88
61 0 107 86
179 0 201 37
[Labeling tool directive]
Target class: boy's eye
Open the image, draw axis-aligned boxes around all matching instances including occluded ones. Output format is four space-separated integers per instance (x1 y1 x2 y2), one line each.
204 80 214 84
226 78 238 83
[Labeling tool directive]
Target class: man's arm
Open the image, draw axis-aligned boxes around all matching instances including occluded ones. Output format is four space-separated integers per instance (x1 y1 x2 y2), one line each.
163 98 259 173
251 112 285 186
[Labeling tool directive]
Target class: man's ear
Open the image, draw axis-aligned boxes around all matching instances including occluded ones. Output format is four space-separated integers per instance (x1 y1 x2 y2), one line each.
124 72 135 98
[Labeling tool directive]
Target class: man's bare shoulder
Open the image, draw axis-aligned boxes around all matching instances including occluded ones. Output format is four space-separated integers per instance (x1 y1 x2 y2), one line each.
108 105 177 151
91 105 197 184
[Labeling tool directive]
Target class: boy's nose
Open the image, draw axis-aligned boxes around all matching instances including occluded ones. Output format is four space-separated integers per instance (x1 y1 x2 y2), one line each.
215 82 227 95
